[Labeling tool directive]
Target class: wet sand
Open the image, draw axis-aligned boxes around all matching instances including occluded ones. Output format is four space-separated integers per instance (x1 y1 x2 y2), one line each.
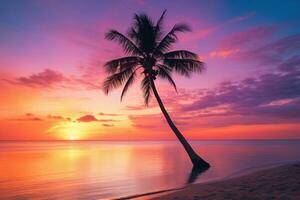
152 162 300 200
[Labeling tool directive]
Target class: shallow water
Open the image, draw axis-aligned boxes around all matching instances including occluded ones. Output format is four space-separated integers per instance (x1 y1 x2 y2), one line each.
0 140 300 199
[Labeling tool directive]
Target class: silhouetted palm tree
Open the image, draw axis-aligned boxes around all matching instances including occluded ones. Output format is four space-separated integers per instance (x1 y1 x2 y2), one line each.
103 10 210 169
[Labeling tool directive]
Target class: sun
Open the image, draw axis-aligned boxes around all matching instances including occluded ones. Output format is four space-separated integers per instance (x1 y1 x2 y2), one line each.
69 135 76 141
52 122 83 140
66 126 80 140
47 120 96 141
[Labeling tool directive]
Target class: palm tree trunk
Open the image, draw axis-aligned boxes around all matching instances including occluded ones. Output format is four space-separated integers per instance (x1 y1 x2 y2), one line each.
150 78 210 169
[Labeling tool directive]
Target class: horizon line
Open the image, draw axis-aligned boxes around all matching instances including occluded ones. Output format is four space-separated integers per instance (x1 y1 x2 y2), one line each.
1 138 300 142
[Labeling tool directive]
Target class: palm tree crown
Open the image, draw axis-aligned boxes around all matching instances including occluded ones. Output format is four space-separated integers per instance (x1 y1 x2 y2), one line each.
103 10 205 104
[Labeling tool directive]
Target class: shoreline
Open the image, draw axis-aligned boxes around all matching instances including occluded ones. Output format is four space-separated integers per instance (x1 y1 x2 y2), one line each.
115 161 300 200
152 162 300 200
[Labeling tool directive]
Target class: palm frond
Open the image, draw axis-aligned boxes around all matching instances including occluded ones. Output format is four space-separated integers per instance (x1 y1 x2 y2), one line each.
132 13 157 54
164 50 198 59
128 27 138 41
141 76 152 105
154 9 167 40
105 30 144 56
156 10 167 30
104 56 140 74
163 58 205 77
154 23 191 54
103 67 134 94
134 13 155 28
157 64 177 92
120 71 136 101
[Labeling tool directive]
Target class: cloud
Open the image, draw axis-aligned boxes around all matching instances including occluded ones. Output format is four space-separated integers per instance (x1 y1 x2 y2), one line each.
11 69 66 88
180 27 215 42
77 114 118 123
47 115 64 120
99 119 119 122
4 68 102 90
278 56 300 72
220 26 276 49
9 113 119 124
237 33 300 65
11 113 43 121
209 25 277 59
17 117 43 121
77 114 99 122
47 114 71 121
9 113 120 124
128 114 166 131
226 12 255 24
98 112 122 116
209 26 300 66
102 123 114 127
9 113 74 122
182 58 300 121
209 48 240 58
264 33 300 55
180 12 255 42
125 104 155 110
25 113 34 117
128 56 300 129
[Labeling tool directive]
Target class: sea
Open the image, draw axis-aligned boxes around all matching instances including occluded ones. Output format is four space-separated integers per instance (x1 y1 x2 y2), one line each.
0 140 300 199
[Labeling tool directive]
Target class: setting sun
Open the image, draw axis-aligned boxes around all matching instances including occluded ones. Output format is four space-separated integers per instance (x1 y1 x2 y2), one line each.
47 122 86 140
69 135 76 141
63 123 85 140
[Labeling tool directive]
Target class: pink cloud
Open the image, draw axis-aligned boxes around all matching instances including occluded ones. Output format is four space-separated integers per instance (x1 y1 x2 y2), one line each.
207 25 276 59
209 48 240 58
13 69 66 88
4 68 101 90
179 12 255 42
220 26 276 49
180 27 215 42
77 114 99 122
77 114 118 123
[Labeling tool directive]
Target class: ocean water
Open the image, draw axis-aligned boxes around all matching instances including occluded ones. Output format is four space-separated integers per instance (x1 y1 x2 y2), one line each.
0 140 300 199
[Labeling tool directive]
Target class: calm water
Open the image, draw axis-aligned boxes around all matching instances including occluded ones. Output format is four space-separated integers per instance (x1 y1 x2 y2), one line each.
0 140 300 199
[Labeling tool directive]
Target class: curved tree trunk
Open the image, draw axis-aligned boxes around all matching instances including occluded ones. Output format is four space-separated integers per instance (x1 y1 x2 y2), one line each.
150 78 210 169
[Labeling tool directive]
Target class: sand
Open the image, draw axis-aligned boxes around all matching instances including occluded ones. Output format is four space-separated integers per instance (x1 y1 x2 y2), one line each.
152 163 300 200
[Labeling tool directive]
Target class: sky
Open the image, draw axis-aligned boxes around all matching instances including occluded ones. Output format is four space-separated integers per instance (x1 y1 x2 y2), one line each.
0 0 300 140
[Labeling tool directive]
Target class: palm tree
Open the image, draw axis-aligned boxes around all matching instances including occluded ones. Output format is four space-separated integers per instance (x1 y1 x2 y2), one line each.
103 10 210 169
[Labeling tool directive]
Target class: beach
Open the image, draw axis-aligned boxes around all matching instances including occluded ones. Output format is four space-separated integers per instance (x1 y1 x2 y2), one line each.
152 162 300 200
